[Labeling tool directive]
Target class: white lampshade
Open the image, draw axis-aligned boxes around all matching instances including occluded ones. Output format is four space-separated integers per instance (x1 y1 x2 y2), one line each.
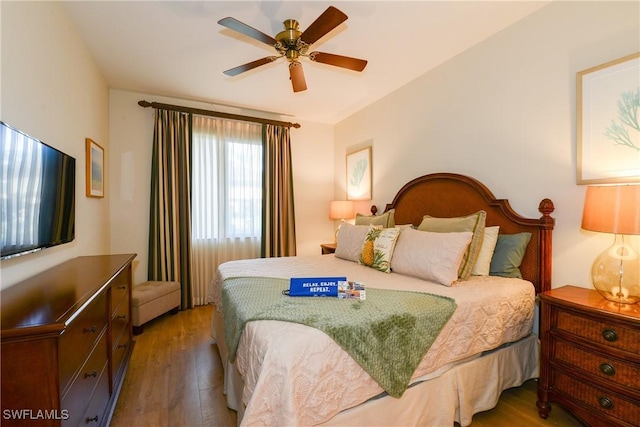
582 185 640 304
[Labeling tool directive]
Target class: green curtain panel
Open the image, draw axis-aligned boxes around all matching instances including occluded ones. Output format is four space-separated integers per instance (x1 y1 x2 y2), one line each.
148 109 193 309
262 124 297 257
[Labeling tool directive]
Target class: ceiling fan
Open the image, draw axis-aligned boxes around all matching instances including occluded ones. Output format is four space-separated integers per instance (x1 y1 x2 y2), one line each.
218 6 368 93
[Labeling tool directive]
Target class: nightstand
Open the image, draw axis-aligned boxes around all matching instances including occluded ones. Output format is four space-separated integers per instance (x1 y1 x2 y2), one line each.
320 243 336 255
537 285 640 426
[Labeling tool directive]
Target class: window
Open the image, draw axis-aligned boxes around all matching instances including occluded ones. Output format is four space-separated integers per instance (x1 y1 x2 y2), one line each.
192 117 262 241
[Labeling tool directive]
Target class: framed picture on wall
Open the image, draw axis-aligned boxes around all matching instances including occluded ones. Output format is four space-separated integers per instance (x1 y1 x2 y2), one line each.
576 52 640 184
346 146 372 200
86 138 104 198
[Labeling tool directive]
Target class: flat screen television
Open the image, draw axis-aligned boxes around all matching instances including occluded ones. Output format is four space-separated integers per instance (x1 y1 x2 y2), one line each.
0 121 76 259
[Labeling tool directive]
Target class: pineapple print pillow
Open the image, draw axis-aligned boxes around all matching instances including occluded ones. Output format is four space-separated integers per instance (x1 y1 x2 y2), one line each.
359 225 401 273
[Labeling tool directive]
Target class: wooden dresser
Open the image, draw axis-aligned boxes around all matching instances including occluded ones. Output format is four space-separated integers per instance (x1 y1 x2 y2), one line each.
537 285 640 426
1 254 136 427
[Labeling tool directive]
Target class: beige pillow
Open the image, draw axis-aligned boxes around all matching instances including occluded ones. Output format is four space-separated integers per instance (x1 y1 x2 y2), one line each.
472 226 500 276
355 209 395 228
335 223 371 262
391 228 473 286
358 225 400 273
417 211 486 280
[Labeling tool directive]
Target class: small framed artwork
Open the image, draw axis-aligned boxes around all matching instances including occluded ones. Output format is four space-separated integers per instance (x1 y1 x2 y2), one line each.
576 52 640 184
86 138 104 198
346 146 372 200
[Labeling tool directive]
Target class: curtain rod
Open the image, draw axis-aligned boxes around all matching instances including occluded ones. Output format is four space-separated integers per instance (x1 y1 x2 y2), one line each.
138 100 301 129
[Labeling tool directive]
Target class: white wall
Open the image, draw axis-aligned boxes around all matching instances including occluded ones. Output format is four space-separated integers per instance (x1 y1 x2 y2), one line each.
109 89 334 286
1 1 110 289
334 1 640 290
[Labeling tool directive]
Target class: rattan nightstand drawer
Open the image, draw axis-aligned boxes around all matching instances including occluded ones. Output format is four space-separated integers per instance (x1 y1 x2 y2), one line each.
555 310 640 355
553 371 640 425
554 340 640 391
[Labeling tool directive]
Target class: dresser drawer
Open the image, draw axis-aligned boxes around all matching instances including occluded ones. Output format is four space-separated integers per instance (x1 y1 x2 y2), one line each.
553 371 640 425
110 275 130 316
112 330 132 382
59 292 108 392
61 333 108 426
556 310 640 354
111 290 130 349
81 369 110 427
554 340 640 391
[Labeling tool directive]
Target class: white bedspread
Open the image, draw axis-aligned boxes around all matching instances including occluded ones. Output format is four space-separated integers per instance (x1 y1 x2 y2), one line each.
208 255 535 426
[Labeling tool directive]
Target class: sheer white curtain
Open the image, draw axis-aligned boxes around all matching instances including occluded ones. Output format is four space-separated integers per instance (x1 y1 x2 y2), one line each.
191 116 263 305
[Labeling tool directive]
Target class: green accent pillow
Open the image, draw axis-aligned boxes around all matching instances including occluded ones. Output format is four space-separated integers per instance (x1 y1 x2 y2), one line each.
417 211 486 280
355 209 395 228
489 233 532 279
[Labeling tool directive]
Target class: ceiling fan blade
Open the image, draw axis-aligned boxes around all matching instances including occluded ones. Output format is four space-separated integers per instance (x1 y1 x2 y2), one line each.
309 52 367 72
218 17 277 46
289 62 307 92
300 6 347 45
223 56 280 76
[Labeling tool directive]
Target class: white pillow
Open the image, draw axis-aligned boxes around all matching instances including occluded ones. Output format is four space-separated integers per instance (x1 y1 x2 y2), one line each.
335 223 371 262
390 228 472 286
472 226 500 276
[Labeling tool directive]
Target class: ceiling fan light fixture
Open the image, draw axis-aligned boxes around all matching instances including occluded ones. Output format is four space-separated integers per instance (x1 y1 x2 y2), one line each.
276 19 301 47
219 6 366 92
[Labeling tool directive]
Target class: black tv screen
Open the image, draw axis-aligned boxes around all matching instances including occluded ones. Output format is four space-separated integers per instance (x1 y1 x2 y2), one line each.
0 121 76 259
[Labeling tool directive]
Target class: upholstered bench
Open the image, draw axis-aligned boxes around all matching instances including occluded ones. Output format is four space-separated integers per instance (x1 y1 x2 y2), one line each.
132 281 181 335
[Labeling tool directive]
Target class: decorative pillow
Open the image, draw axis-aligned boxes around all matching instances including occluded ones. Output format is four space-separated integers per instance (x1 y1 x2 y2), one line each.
489 232 532 279
471 226 500 276
355 209 395 228
335 223 371 262
390 228 472 286
417 211 486 280
358 225 400 273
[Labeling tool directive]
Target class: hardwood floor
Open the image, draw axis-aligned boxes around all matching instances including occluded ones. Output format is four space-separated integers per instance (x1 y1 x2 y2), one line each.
110 304 584 427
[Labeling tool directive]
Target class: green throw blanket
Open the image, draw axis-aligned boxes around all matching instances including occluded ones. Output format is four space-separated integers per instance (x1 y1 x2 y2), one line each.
222 277 457 398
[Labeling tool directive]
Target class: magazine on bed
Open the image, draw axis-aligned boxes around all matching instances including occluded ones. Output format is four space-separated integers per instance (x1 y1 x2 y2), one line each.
338 280 366 300
285 277 366 300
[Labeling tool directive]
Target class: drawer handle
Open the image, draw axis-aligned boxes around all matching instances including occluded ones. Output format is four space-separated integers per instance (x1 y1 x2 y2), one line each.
117 315 127 320
83 325 97 333
117 285 126 290
84 371 98 379
86 415 99 423
601 329 618 342
598 396 614 410
117 343 127 349
600 363 616 376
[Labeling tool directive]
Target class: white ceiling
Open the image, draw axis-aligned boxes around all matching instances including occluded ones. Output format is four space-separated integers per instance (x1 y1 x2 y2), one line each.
62 1 549 124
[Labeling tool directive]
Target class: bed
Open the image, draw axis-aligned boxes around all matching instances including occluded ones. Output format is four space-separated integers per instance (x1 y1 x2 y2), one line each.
208 172 555 426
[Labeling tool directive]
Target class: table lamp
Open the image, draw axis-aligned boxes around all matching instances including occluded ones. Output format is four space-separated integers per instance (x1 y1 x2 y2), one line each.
329 200 355 241
581 184 640 304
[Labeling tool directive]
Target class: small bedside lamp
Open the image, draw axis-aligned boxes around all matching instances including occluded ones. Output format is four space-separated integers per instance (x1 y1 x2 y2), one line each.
329 200 355 241
581 184 640 304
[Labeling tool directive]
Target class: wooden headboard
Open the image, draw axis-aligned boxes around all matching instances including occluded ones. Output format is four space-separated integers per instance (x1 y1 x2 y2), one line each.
374 173 555 294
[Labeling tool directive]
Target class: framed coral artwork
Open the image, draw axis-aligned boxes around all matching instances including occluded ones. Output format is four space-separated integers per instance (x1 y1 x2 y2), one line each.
576 52 640 184
346 146 372 200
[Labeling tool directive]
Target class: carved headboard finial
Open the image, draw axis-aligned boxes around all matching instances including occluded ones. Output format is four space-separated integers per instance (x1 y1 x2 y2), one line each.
538 198 555 228
370 205 378 215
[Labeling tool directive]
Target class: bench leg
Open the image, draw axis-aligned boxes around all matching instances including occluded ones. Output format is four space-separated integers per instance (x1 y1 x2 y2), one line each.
170 307 179 315
132 325 144 335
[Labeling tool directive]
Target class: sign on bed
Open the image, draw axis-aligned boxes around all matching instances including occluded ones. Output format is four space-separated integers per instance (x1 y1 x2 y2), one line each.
284 277 366 300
